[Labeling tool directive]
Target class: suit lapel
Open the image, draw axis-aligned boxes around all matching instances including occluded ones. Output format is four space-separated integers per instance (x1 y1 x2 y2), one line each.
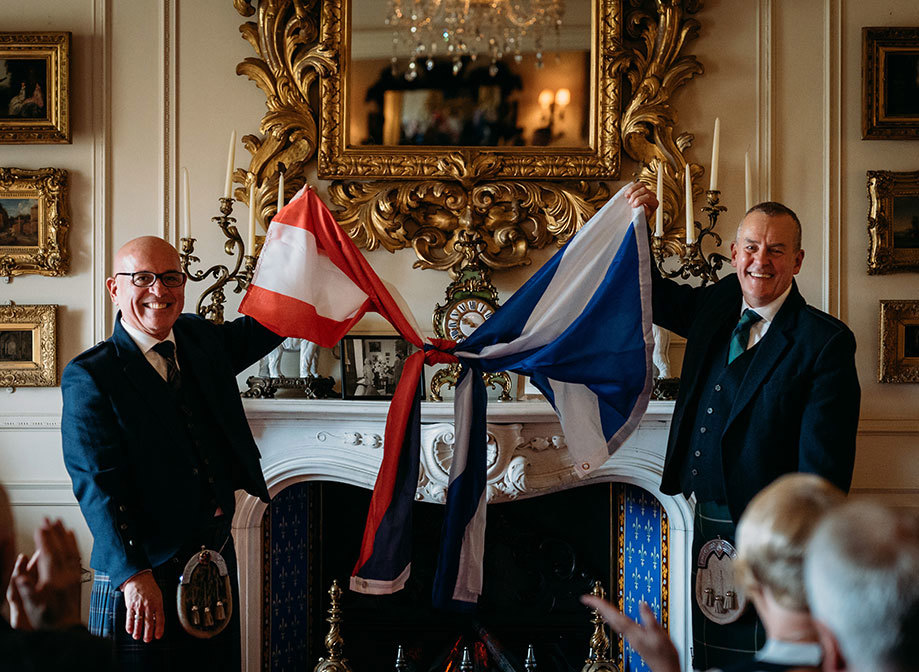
726 283 804 424
111 318 173 402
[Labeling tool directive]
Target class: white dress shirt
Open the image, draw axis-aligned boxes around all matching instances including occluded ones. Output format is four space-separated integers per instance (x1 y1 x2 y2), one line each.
119 319 180 382
740 283 792 351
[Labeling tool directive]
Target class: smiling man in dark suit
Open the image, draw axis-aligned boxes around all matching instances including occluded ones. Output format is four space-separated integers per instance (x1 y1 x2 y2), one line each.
625 185 860 669
61 236 283 671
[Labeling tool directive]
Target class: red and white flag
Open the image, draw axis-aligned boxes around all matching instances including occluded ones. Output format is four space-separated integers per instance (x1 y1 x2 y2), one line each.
239 186 423 348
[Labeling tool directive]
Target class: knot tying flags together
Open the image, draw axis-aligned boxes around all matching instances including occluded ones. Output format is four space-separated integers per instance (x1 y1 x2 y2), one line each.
423 339 459 366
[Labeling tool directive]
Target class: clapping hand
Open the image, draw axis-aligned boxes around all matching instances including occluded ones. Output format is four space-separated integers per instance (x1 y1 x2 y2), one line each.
6 518 83 631
580 594 681 672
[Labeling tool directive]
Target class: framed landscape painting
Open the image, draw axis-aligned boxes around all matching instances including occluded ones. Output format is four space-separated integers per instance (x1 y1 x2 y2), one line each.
0 303 57 387
867 170 919 274
0 167 70 280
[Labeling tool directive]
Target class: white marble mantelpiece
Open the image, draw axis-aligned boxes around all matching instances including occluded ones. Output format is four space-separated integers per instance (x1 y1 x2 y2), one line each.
235 398 693 672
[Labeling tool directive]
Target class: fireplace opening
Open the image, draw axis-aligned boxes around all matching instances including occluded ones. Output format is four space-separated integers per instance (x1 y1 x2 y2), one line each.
263 481 666 672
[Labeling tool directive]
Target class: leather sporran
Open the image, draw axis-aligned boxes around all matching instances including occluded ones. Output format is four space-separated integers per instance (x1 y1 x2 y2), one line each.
694 537 749 624
176 547 233 638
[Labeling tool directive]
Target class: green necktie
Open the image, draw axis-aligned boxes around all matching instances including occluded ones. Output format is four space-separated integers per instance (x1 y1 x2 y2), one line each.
728 309 762 364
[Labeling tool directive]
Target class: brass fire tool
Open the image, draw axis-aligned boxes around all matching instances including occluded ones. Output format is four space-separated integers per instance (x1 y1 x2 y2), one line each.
581 581 619 672
314 580 352 672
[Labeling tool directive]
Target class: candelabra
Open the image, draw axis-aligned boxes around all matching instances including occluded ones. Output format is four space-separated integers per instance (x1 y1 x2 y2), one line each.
651 190 729 287
179 197 257 325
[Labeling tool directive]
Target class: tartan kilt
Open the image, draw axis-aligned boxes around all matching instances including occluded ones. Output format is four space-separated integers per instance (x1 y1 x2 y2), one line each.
88 571 116 638
691 501 766 670
86 517 241 672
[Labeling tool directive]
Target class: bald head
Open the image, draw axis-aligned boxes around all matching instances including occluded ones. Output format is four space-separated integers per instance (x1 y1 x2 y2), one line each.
113 236 181 274
106 236 186 340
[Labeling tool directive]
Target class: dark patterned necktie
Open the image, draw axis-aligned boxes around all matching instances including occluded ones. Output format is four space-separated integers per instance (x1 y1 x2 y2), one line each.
152 341 182 390
728 309 762 364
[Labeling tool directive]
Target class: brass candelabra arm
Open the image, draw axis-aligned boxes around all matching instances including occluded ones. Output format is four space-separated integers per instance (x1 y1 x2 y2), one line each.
180 198 258 324
651 190 729 287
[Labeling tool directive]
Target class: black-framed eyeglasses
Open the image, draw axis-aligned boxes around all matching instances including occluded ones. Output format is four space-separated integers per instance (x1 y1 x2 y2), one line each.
115 271 187 288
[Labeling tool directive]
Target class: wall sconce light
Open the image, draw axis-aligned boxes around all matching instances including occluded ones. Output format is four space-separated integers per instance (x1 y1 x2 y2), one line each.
534 88 572 145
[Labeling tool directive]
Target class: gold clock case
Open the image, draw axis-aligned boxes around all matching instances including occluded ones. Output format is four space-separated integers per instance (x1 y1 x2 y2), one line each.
430 266 511 401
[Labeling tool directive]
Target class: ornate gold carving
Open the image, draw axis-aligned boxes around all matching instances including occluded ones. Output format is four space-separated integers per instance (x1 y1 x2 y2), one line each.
0 303 57 388
0 167 70 281
329 179 611 274
235 0 708 273
614 0 705 255
234 0 336 225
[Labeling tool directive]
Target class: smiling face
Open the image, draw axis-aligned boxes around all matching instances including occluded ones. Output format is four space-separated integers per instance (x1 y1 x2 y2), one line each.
105 236 185 340
730 211 805 308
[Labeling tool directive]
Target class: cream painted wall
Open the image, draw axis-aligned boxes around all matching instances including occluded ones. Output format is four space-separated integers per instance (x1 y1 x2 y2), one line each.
1 0 917 636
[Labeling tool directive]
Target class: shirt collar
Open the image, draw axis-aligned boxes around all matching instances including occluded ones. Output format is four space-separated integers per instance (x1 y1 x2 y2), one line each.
119 317 176 355
741 283 792 324
755 639 823 666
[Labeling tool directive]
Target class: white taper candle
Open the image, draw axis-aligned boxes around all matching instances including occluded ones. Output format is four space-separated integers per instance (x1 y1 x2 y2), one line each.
745 152 753 212
277 168 284 215
709 118 720 191
685 164 695 244
655 162 664 237
224 130 237 199
248 181 257 253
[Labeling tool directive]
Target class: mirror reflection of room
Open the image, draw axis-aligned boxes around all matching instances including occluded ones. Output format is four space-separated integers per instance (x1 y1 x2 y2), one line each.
349 0 590 147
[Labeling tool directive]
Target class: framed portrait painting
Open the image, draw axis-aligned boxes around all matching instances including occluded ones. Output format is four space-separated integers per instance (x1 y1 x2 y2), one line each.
879 300 919 383
0 303 57 387
339 335 422 400
0 32 71 143
0 166 70 280
862 27 919 139
867 170 919 274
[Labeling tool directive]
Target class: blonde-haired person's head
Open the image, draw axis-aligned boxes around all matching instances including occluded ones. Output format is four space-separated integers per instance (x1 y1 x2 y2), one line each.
734 473 844 611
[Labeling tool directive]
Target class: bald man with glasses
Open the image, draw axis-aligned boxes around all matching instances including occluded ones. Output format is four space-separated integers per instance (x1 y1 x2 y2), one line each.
61 236 283 670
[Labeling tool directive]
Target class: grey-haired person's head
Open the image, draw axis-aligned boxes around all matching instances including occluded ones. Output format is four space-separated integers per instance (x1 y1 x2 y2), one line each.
805 500 919 672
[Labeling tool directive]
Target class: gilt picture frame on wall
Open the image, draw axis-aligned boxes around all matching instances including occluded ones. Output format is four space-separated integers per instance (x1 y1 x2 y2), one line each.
867 170 919 274
339 335 422 400
0 32 71 143
0 303 57 388
879 300 919 383
863 27 919 140
0 167 70 280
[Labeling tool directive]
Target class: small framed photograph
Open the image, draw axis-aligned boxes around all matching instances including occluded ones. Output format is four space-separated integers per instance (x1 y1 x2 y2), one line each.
867 170 919 274
862 27 919 140
0 303 57 387
515 374 545 401
0 166 70 280
0 32 71 143
879 300 919 383
340 335 422 400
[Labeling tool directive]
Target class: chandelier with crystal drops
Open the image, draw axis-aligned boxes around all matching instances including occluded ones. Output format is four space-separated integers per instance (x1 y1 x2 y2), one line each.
386 0 565 80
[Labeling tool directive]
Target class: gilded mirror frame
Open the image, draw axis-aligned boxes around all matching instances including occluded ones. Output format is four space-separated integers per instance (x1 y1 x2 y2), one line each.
317 0 620 180
235 0 706 275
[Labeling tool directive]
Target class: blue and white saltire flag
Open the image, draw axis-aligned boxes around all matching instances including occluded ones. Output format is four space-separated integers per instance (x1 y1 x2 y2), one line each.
433 183 654 608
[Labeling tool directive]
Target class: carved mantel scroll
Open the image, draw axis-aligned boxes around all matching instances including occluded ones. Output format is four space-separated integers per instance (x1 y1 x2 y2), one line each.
234 0 706 275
